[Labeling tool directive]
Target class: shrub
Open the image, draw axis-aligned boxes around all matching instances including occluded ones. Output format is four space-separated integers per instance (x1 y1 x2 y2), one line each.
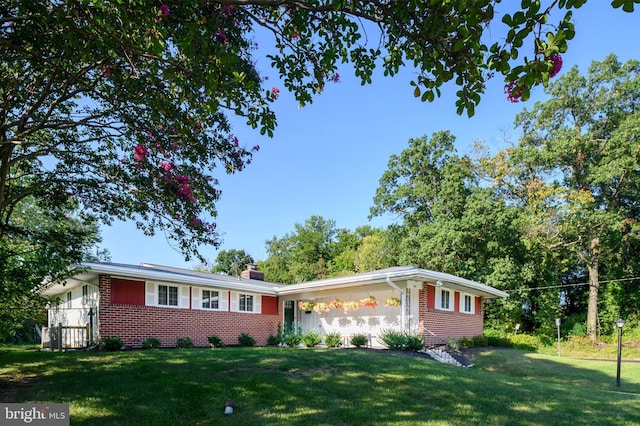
510 334 540 351
207 335 224 348
238 332 256 347
141 337 161 349
459 336 474 349
379 330 424 351
405 334 424 351
283 333 302 347
351 333 368 348
266 334 280 346
379 330 407 350
472 335 489 347
176 336 193 348
301 331 322 348
100 336 123 352
324 332 342 348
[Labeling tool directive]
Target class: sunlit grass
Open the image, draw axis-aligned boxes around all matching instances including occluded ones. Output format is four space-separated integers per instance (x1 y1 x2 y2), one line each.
1 346 640 425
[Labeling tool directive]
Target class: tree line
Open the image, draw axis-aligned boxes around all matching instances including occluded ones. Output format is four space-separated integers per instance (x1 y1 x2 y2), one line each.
209 55 640 341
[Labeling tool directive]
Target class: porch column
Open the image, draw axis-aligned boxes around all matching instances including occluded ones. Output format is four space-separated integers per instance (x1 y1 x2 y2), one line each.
386 277 406 333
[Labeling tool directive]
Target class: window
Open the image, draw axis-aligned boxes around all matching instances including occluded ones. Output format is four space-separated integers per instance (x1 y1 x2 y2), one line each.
82 285 89 305
239 294 253 312
202 290 219 309
66 291 72 309
435 288 452 311
158 285 178 306
460 294 475 314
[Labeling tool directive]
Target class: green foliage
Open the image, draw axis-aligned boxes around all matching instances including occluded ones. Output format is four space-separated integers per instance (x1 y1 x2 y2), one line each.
460 337 475 349
266 334 280 347
378 330 408 350
100 336 123 352
204 249 254 277
301 331 323 348
207 335 224 348
283 333 302 348
324 332 342 348
238 333 256 347
176 337 193 348
473 335 489 347
141 337 161 350
350 334 369 348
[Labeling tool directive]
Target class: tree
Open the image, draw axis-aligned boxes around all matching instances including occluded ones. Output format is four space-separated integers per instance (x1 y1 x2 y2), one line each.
0 195 102 340
1 1 636 308
205 249 254 277
370 132 558 333
493 55 640 340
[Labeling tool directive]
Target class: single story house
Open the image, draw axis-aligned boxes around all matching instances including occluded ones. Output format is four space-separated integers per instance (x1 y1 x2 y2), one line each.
41 262 507 349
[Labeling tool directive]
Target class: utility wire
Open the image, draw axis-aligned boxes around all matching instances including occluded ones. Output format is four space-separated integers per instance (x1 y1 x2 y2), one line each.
504 276 640 293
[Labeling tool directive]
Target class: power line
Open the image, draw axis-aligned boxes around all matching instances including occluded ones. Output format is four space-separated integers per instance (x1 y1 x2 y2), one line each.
504 276 640 293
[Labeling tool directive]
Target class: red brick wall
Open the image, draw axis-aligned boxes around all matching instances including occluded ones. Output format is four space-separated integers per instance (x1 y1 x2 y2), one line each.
98 275 280 348
417 285 484 340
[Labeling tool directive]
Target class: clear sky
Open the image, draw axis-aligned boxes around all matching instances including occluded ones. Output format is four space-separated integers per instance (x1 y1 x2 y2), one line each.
100 2 640 269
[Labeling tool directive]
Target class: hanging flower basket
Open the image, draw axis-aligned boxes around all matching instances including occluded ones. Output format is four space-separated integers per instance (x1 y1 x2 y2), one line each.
313 302 331 313
385 297 401 307
328 299 343 311
359 295 378 308
298 301 315 311
342 301 359 313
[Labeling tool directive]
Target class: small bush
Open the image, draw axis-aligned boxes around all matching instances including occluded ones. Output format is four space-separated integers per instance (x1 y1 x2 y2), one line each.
141 337 161 349
472 335 489 347
100 336 123 352
284 333 302 347
405 334 424 351
238 332 256 347
351 333 368 348
324 332 342 348
460 336 474 349
266 334 280 346
207 335 224 348
379 330 407 350
176 336 193 348
301 331 322 348
510 334 540 351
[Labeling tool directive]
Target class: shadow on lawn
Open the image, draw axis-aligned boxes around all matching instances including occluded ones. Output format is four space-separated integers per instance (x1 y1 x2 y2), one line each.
2 347 640 425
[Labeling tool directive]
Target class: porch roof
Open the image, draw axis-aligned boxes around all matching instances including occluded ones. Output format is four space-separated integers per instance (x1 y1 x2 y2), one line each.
275 266 508 299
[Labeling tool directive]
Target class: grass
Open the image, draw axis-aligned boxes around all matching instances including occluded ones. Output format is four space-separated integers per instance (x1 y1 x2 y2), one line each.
1 345 640 425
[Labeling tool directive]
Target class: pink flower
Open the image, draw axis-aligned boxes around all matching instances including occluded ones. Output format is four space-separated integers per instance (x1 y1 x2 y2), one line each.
271 87 280 101
252 145 260 152
217 29 227 45
158 161 174 171
504 80 522 103
134 144 149 161
102 65 111 78
331 73 340 83
221 5 233 16
549 54 563 78
159 4 170 16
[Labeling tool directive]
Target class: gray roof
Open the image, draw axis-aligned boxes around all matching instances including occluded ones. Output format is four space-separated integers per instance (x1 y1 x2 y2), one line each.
43 262 507 299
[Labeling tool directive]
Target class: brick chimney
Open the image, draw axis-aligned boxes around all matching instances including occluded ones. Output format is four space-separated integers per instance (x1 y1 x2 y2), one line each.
241 264 264 281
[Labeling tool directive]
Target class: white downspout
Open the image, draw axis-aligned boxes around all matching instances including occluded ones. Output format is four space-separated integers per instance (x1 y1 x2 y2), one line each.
386 277 407 333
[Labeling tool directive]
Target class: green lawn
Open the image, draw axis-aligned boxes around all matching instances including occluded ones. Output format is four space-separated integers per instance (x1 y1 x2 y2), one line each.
1 346 639 425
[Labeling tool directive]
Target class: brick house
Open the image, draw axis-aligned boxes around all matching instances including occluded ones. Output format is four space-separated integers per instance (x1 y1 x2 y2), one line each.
41 262 507 349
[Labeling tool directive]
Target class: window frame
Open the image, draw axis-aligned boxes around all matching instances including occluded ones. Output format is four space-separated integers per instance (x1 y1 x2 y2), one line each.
435 287 453 312
158 284 179 307
460 293 475 314
201 289 220 310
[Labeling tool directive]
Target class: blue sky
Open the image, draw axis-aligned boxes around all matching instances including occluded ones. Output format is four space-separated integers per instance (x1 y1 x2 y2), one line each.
100 3 640 269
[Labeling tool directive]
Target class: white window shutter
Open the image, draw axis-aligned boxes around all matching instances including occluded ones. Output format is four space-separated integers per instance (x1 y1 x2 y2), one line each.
254 295 261 314
230 292 239 312
180 286 190 308
146 282 156 306
219 291 229 311
192 288 201 310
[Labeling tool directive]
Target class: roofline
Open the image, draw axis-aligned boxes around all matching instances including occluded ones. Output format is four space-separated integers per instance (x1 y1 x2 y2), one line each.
275 266 508 299
44 263 507 299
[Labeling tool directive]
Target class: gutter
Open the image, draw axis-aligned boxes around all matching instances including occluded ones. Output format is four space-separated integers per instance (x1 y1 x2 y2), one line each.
386 277 407 333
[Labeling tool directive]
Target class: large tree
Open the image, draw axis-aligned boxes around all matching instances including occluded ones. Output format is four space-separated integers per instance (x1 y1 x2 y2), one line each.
492 55 640 340
204 248 254 277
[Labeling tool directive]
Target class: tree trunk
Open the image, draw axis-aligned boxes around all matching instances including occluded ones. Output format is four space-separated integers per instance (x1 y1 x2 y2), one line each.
586 237 600 342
